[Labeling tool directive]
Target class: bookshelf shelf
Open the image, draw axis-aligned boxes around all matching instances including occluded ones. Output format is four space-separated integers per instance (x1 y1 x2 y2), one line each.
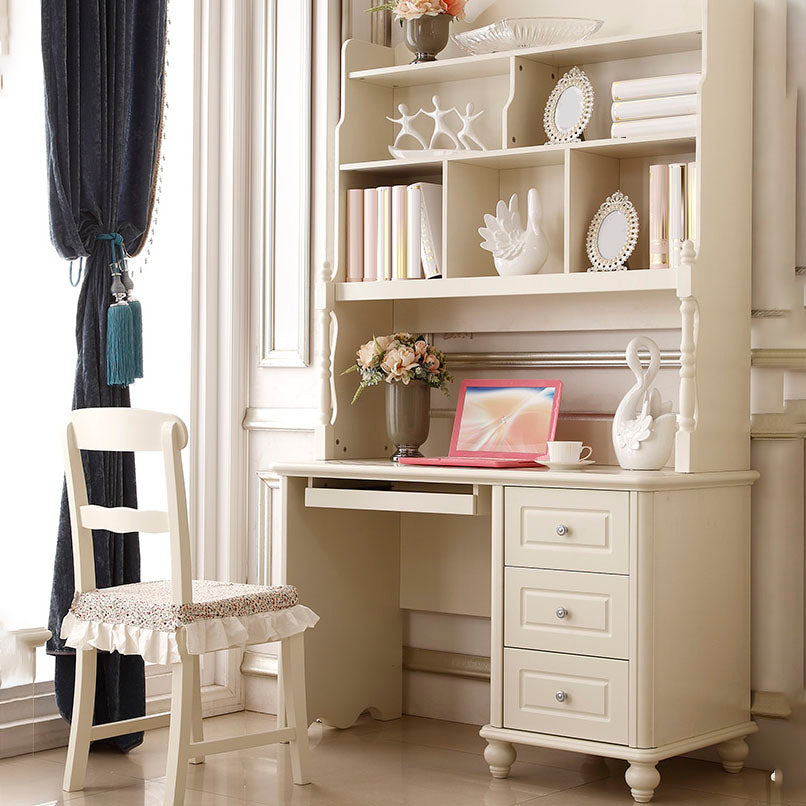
339 136 697 175
327 0 753 476
335 268 682 302
347 28 703 88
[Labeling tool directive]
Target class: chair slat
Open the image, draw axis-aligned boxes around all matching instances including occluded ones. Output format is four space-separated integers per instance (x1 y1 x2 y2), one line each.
69 408 188 452
80 505 170 534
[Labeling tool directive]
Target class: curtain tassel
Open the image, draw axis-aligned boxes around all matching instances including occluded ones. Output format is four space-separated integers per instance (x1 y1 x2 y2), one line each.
106 264 136 387
121 260 143 379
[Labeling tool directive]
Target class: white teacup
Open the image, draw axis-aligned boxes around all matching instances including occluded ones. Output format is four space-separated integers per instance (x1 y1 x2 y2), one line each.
547 441 593 464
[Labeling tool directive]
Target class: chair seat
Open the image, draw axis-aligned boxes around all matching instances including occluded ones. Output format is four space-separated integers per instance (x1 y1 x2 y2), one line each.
60 580 319 663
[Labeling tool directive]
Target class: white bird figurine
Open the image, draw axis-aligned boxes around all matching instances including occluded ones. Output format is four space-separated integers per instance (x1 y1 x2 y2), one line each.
612 336 677 470
478 189 549 276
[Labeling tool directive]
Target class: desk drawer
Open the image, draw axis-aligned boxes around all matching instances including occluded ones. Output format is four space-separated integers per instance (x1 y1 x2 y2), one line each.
503 648 628 744
505 488 630 573
504 568 629 658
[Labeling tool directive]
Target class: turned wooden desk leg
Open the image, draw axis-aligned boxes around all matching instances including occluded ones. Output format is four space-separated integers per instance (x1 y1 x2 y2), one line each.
717 737 750 773
484 739 516 779
625 761 661 803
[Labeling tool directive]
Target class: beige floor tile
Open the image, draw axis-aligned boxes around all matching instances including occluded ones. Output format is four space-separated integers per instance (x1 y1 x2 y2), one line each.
0 753 144 806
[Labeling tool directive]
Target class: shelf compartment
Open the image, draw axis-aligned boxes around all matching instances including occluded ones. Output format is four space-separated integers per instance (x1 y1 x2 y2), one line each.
348 28 703 88
340 136 696 174
335 268 681 302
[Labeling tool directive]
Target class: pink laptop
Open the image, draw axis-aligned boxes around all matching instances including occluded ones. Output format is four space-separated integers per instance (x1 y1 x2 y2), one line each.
399 379 563 468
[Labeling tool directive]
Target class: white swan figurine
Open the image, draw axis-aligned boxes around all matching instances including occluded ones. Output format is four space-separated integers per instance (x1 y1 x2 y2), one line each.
478 188 549 276
612 336 677 470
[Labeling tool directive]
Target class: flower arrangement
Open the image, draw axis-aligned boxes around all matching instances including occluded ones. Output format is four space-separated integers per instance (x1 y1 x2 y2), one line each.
368 0 467 23
344 332 453 403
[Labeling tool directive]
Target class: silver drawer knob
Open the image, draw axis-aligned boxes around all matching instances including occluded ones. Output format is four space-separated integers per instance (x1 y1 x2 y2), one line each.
555 690 568 703
556 524 569 536
555 607 568 619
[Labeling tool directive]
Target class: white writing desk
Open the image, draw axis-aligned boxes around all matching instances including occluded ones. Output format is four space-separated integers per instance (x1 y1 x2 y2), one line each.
272 458 758 802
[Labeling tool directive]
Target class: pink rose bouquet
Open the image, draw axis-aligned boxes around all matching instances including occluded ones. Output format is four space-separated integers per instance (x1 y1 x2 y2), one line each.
344 332 453 403
368 0 467 23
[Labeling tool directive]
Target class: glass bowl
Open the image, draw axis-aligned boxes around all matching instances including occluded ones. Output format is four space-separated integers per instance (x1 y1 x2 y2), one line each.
452 17 604 55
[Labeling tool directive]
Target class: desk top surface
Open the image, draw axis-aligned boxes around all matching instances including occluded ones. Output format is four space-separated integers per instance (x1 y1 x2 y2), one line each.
270 459 758 491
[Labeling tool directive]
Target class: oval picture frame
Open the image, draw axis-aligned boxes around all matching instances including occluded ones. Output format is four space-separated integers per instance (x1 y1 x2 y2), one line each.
543 66 594 144
586 191 640 272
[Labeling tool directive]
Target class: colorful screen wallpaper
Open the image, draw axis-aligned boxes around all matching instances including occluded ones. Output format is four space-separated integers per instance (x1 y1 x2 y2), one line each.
455 385 556 455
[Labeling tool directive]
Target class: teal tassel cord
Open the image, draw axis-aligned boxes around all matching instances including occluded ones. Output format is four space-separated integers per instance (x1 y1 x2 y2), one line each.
128 298 143 379
106 301 136 386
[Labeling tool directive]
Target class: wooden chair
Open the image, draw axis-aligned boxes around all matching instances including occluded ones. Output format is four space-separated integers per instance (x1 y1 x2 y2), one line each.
60 408 317 805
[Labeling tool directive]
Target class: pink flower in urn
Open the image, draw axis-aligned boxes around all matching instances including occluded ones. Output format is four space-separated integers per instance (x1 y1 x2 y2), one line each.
393 0 447 21
356 339 379 369
414 340 428 359
423 353 441 373
375 334 394 352
443 0 466 18
382 346 420 382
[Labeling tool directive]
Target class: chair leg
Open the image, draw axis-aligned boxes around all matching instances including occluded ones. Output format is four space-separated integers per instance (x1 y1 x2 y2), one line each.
63 648 97 792
280 633 311 785
164 657 194 806
189 655 205 765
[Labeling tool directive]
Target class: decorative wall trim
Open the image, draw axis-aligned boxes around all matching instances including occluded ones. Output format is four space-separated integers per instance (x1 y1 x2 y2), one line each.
256 472 280 585
795 266 806 275
444 350 682 370
257 0 312 367
241 649 279 678
750 349 806 369
751 690 793 719
243 407 320 432
403 647 491 680
751 309 790 319
241 646 491 683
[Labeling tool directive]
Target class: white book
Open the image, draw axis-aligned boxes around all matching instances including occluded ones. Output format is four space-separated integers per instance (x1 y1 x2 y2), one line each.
648 164 669 269
376 186 391 281
391 185 408 280
362 188 378 281
611 115 697 140
346 189 364 282
668 163 686 269
417 182 442 279
405 185 423 279
611 93 697 122
611 72 701 102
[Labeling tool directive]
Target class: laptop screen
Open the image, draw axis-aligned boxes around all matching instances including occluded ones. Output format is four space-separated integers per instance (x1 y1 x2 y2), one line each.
450 380 562 459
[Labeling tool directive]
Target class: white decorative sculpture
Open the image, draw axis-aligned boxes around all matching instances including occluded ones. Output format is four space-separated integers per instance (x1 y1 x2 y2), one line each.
612 336 677 470
387 94 487 159
478 189 549 276
386 103 428 151
457 103 487 151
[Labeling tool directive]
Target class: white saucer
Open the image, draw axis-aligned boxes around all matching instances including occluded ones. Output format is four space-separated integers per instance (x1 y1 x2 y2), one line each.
540 459 595 471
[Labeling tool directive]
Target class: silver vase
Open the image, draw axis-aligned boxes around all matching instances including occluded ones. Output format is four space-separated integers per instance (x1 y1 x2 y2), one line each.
403 14 451 63
386 381 431 462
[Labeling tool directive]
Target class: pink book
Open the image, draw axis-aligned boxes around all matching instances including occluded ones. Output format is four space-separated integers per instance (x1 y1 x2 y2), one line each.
362 188 378 281
346 189 364 282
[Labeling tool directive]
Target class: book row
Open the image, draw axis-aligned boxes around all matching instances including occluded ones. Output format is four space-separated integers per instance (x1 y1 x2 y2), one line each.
346 183 443 282
648 162 698 269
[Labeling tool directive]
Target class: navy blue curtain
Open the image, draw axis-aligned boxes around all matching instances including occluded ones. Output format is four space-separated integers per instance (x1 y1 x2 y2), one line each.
42 0 167 752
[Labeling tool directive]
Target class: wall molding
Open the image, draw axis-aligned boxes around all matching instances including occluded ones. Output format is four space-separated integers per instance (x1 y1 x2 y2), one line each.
243 407 320 432
256 0 312 368
256 472 280 585
444 350 682 370
750 348 806 369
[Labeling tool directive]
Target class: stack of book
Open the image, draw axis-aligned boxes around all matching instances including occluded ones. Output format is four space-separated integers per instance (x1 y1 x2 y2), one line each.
648 162 697 269
610 73 700 140
346 183 442 282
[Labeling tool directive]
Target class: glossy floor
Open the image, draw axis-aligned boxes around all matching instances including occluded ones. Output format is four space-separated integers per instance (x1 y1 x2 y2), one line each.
0 712 802 806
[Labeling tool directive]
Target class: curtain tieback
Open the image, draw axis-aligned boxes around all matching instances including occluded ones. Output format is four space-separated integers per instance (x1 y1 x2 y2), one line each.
96 233 144 387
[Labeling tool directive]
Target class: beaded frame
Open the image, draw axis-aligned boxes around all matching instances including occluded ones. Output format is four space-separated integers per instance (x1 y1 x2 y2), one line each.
586 191 640 272
543 66 594 144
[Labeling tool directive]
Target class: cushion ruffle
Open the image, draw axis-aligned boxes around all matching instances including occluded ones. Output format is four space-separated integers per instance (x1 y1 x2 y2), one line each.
60 604 319 664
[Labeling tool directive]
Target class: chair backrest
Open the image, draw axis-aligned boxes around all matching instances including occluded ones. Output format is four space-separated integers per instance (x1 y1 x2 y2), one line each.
63 408 192 604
